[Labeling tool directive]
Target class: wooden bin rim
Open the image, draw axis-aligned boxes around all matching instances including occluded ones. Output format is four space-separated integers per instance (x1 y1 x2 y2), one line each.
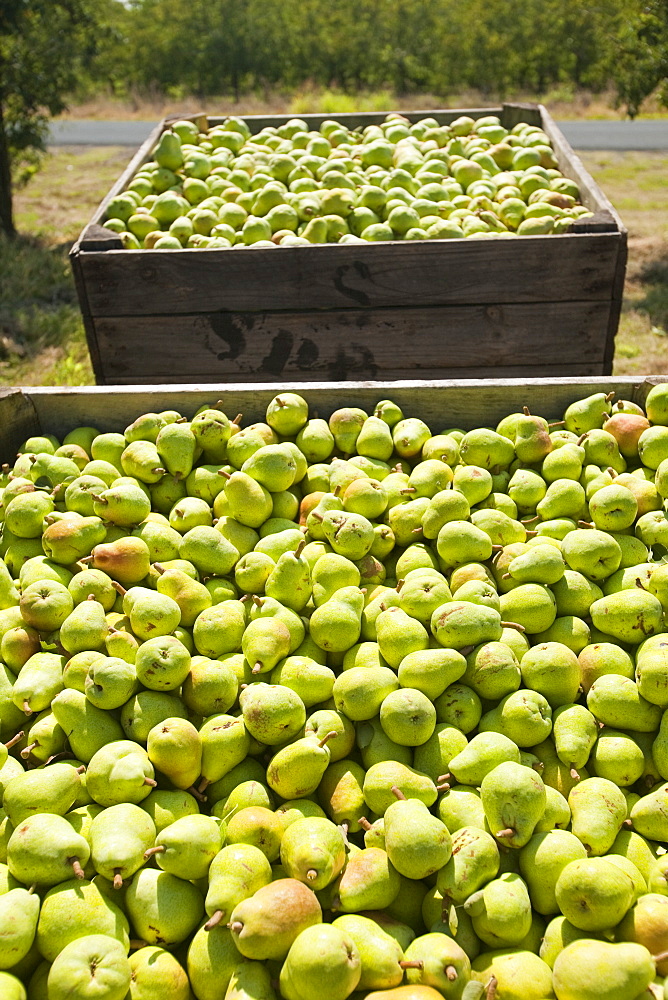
1 376 665 461
71 101 625 257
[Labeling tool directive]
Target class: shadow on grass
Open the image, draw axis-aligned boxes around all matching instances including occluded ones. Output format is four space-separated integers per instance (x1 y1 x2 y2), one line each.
0 234 93 385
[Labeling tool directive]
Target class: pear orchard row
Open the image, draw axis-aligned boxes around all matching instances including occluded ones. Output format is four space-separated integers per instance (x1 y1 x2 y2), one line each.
102 112 592 250
1 389 668 1000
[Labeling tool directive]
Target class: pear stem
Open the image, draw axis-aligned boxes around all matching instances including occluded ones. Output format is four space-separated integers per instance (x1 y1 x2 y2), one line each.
486 977 498 1000
496 828 515 839
445 965 458 981
399 960 423 970
153 563 165 575
69 858 85 880
187 784 208 803
578 520 594 529
318 731 338 748
252 662 263 674
500 621 526 632
144 777 158 787
653 951 668 963
20 741 36 759
358 817 372 831
391 785 406 801
232 413 243 425
23 700 32 716
217 469 231 479
144 846 165 859
437 774 451 783
5 731 24 750
228 921 243 934
306 869 318 881
436 782 451 792
294 539 307 559
570 767 580 781
197 776 211 794
204 910 224 931
112 581 127 596
113 871 124 889
458 645 475 656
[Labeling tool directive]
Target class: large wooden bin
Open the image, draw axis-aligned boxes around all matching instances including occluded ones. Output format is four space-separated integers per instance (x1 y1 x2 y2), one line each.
69 104 627 386
0 376 660 461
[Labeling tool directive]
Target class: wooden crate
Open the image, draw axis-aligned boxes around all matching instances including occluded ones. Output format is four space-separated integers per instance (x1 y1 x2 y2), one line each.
69 104 627 385
1 376 662 463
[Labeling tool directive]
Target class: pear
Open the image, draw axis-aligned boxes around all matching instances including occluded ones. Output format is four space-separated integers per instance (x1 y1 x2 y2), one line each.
480 761 546 848
448 732 521 786
267 733 336 799
89 802 155 888
127 946 190 1000
436 826 500 905
318 759 367 833
629 782 668 841
555 856 636 930
8 813 90 886
363 760 437 815
187 924 240 1000
146 717 202 790
240 682 306 745
225 807 283 862
518 829 587 914
36 878 129 961
224 960 277 1000
413 724 469 783
229 878 322 960
568 776 627 854
198 714 250 793
46 934 131 1000
145 814 221 880
3 761 82 825
331 914 406 992
279 816 346 890
336 848 401 912
204 844 273 930
0 886 39 970
470 949 554 1000
463 872 532 948
383 792 452 879
141 788 200 834
552 939 654 1000
125 867 203 946
86 740 155 807
279 923 361 1000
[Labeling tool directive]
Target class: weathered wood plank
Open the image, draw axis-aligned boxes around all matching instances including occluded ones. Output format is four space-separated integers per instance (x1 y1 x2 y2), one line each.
91 299 611 382
77 232 622 315
539 105 626 230
2 377 660 455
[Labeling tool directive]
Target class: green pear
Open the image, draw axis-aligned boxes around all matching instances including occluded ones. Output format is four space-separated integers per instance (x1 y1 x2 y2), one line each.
146 716 202 790
383 793 451 879
86 740 155 806
279 923 360 1000
519 829 587 915
225 807 283 862
463 872 532 948
3 761 82 825
568 776 627 854
555 856 635 930
224 960 277 1000
204 843 273 929
0 886 39 970
8 813 90 886
46 933 131 1000
36 878 129 961
267 733 336 799
89 802 155 888
436 825 500 905
480 761 546 848
125 867 203 945
448 732 521 786
12 651 65 716
187 924 240 1000
336 847 401 912
280 817 346 890
552 938 654 1000
126 946 190 1000
229 878 322 960
331 914 406 992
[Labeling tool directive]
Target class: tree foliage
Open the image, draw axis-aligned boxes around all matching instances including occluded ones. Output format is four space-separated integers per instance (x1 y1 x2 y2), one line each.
0 0 119 236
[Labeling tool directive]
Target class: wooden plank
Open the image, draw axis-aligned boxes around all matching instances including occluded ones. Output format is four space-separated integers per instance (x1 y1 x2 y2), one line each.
72 121 164 249
105 363 610 384
76 232 622 315
90 300 611 382
4 378 658 454
501 103 543 129
539 105 626 231
0 389 42 462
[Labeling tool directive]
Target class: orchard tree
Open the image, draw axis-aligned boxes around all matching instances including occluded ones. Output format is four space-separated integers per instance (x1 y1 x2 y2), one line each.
611 0 668 117
0 0 120 237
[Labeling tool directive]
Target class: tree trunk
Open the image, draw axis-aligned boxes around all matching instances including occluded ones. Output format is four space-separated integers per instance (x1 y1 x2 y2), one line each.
0 96 15 238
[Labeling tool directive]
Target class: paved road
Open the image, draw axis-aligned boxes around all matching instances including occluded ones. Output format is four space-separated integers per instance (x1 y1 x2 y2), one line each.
48 118 668 150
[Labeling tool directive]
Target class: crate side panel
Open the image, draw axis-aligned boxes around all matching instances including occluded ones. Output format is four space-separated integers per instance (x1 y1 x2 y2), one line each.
91 299 611 382
11 377 654 448
76 233 622 316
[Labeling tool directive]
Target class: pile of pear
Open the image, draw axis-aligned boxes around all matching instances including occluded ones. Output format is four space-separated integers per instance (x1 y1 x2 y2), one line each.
102 111 593 250
2 386 668 1000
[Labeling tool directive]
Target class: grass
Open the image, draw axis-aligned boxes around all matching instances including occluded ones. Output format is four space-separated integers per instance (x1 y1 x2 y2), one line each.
2 144 667 387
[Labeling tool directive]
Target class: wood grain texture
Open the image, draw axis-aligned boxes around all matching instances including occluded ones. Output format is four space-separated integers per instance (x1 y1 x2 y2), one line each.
2 377 664 458
76 232 622 316
90 300 611 382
